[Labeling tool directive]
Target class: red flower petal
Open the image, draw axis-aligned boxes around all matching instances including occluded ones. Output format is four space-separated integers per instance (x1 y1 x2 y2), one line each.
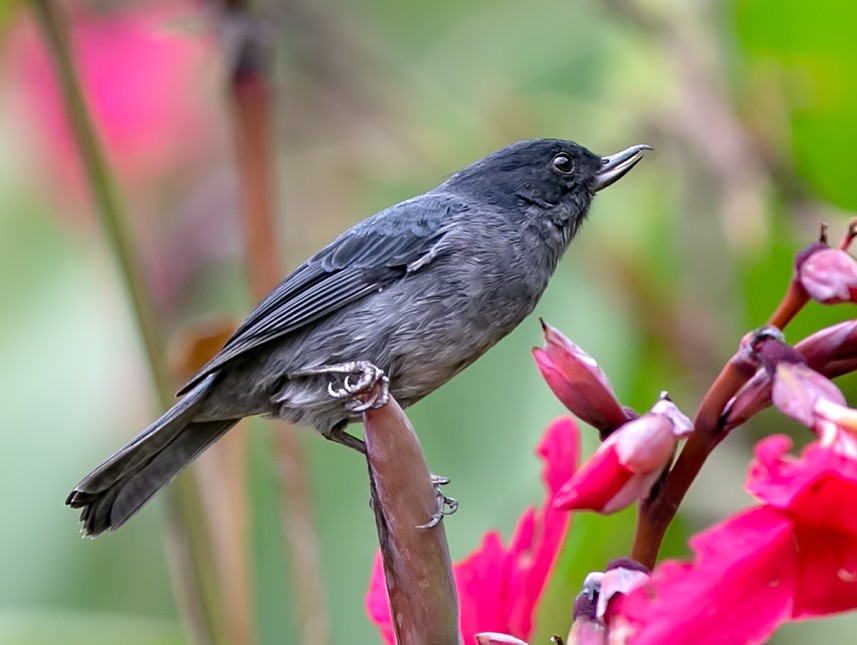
616 437 857 642
793 526 857 617
553 435 634 512
618 507 796 645
366 553 396 645
748 436 857 534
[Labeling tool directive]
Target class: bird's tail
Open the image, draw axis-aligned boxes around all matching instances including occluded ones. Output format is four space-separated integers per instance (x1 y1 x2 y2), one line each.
66 374 237 536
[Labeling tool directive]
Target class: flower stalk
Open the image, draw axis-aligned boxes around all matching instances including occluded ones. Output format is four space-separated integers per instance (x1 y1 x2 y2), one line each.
364 392 461 645
217 2 330 642
32 2 226 642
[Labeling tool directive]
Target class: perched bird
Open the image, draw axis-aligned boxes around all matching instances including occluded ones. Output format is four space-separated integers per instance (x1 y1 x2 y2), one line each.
67 138 650 536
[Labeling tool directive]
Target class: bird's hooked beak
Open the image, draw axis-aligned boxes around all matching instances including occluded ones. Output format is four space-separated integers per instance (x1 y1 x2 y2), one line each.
593 144 653 192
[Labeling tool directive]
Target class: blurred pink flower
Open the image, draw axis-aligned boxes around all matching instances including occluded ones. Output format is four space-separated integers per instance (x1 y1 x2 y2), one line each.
615 435 857 644
367 417 579 644
533 320 632 437
553 398 692 514
3 2 217 201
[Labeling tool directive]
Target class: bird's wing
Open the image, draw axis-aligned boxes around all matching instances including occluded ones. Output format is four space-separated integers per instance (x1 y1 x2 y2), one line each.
177 193 467 394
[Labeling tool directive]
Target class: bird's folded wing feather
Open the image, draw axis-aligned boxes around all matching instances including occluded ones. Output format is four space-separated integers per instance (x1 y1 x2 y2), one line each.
177 193 467 394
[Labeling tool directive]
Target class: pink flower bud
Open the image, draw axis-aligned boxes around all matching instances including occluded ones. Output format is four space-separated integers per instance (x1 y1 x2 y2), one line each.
798 247 857 304
554 399 692 513
567 573 608 645
796 319 857 369
534 320 631 436
597 559 650 620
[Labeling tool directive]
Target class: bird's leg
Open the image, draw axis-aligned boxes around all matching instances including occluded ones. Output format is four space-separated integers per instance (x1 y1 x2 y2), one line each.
326 422 367 454
289 361 390 412
417 473 459 529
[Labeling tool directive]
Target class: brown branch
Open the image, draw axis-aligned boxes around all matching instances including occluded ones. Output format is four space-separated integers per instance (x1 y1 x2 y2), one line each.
632 285 810 567
767 280 809 329
839 218 857 251
631 356 753 567
364 395 461 645
220 4 330 643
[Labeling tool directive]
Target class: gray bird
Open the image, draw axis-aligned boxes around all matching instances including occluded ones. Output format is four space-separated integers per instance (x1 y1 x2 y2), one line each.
67 138 650 536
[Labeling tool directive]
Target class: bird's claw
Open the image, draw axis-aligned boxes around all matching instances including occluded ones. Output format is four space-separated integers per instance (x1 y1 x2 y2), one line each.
417 474 458 529
293 361 390 411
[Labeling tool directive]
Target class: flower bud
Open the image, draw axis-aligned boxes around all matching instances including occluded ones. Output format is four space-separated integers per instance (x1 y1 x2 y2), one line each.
723 320 857 432
597 559 650 620
567 573 607 645
798 247 857 304
534 320 631 437
554 398 692 513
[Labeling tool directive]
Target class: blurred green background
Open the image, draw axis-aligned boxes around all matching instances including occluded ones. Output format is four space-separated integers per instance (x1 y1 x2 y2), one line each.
1 0 857 643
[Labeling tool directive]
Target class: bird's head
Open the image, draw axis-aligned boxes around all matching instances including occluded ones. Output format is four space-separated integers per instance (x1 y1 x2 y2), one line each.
439 138 651 240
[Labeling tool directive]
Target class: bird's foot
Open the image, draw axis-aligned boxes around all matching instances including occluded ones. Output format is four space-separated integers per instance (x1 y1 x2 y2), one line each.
417 474 458 529
290 360 390 412
327 423 367 454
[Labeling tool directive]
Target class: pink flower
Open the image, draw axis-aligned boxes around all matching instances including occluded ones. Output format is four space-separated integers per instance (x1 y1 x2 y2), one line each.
3 2 216 201
615 436 857 643
553 398 692 514
766 357 857 456
367 418 579 644
533 321 632 437
798 247 857 304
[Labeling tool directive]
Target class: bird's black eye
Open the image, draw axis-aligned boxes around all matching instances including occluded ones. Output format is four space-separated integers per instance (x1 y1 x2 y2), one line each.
552 153 574 174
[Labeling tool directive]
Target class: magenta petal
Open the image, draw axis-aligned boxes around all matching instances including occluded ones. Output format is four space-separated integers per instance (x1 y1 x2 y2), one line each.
793 526 857 617
749 437 857 535
742 437 857 617
366 553 396 645
456 532 509 639
554 436 634 512
619 507 796 645
504 417 579 637
457 418 578 641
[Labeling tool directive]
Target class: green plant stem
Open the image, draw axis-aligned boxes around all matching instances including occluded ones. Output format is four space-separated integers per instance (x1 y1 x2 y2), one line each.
33 0 166 390
32 2 227 643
